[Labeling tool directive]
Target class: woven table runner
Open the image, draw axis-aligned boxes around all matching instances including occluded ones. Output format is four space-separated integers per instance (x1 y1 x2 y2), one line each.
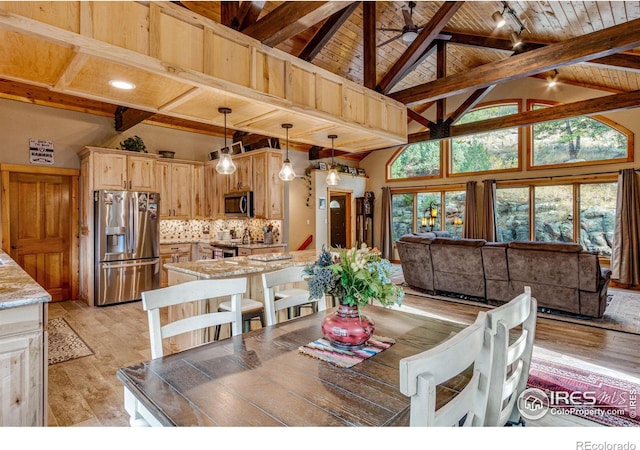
298 335 396 368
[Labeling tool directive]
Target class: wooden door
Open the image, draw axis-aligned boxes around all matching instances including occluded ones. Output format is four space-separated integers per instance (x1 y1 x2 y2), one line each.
8 172 71 301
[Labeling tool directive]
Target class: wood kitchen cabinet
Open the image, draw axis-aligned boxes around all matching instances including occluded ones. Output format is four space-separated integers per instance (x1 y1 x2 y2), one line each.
156 160 194 218
80 147 156 191
78 146 158 305
206 161 228 218
159 244 192 287
0 302 46 426
228 154 252 193
252 149 283 219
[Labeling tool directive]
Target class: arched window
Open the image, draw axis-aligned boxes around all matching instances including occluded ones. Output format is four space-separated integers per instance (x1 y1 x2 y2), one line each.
387 140 441 180
528 100 632 168
449 101 521 175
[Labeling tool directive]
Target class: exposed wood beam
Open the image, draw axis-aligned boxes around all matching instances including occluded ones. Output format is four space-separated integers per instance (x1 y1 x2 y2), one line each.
392 18 640 105
299 2 360 62
409 89 640 143
242 1 348 47
376 1 464 94
178 2 219 22
443 31 640 72
114 106 155 132
362 1 376 89
407 109 432 128
237 1 265 31
445 86 495 126
220 1 240 28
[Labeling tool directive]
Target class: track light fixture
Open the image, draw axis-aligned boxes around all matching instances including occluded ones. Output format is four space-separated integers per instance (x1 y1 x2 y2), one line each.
216 107 237 175
493 1 527 48
546 69 559 87
492 10 506 28
278 123 296 181
325 134 340 186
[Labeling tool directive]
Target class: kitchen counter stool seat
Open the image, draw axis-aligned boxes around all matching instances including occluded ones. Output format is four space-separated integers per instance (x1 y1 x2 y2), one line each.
275 287 314 318
214 298 265 339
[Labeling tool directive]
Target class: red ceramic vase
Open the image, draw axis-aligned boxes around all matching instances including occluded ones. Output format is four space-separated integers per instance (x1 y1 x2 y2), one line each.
321 300 375 350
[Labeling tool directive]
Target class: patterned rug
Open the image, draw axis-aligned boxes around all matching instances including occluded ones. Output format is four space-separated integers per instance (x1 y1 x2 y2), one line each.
48 318 93 365
299 335 396 368
528 356 640 426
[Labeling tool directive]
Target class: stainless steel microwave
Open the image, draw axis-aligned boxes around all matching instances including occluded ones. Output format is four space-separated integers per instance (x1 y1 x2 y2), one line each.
224 191 254 217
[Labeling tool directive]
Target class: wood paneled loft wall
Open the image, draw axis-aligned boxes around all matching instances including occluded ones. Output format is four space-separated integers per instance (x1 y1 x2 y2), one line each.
0 1 406 153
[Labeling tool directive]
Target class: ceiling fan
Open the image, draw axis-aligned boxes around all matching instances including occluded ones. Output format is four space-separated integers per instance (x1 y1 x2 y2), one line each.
377 1 423 47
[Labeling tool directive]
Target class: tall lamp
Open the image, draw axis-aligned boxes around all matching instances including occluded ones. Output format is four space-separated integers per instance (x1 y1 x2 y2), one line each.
216 107 237 175
421 201 438 231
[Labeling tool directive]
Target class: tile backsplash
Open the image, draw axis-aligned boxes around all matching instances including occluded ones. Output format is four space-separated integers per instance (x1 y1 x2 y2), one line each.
160 219 281 243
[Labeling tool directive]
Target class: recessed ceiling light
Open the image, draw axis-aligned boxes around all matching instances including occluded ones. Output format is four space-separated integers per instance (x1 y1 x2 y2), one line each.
108 80 136 90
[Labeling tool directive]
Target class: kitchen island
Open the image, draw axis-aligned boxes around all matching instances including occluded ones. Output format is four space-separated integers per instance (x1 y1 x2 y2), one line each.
163 249 318 352
0 250 50 426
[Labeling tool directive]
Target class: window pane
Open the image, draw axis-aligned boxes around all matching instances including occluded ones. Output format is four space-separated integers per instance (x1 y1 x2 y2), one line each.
417 193 440 232
496 187 530 242
389 141 441 179
391 193 414 242
451 104 520 174
535 185 573 242
444 191 465 238
451 129 519 173
532 105 628 166
580 183 617 257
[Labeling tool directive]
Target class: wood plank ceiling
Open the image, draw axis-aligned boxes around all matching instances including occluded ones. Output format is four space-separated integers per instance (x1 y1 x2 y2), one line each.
1 1 640 161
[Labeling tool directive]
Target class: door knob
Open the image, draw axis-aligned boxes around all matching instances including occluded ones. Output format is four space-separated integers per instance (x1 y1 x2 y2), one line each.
11 245 18 249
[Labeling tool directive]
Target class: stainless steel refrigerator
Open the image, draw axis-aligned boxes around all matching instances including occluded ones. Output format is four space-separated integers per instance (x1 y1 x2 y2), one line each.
94 190 160 306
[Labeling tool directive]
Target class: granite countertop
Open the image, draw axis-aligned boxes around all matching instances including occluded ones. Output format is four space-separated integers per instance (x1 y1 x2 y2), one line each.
0 250 51 309
164 249 317 279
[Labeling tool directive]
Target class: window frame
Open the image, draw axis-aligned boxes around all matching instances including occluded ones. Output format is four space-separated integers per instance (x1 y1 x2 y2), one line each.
526 99 634 171
386 141 444 182
390 184 466 237
447 99 523 177
495 174 618 261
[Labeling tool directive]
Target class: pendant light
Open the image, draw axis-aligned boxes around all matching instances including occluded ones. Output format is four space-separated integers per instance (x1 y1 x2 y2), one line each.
216 107 236 175
325 134 340 186
278 123 296 181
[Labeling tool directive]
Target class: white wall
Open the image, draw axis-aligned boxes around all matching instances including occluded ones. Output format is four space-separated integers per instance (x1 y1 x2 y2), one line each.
0 98 224 168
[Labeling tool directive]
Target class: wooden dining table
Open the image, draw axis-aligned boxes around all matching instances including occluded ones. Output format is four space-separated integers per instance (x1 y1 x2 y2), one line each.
117 305 468 427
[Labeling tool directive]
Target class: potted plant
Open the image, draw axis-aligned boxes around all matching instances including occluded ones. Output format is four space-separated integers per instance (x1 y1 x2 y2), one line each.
120 135 147 153
304 244 404 350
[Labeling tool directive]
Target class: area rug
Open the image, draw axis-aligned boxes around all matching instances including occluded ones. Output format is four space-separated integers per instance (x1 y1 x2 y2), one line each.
392 273 640 335
48 317 93 365
527 356 640 427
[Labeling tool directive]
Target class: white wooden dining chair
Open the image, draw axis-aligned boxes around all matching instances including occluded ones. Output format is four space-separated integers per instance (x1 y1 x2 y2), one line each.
261 266 325 326
484 286 537 427
142 278 245 359
399 312 492 426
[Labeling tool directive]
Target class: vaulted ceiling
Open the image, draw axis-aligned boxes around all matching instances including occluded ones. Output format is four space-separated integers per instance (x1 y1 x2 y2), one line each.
2 1 640 161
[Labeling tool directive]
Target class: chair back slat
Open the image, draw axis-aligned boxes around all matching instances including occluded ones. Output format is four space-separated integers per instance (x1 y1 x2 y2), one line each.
399 312 491 426
262 266 322 326
485 286 537 426
142 278 246 359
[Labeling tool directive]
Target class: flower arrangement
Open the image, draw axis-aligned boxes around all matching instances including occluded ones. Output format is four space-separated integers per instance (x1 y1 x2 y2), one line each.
304 244 404 310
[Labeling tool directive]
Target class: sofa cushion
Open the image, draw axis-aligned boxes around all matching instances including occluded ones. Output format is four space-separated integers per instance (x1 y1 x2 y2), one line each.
508 241 582 253
432 237 486 247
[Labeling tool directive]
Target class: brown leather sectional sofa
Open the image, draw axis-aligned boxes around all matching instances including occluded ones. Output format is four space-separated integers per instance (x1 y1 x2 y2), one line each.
396 233 612 318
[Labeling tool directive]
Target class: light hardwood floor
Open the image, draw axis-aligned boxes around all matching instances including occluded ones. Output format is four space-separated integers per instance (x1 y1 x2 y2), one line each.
46 293 640 427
